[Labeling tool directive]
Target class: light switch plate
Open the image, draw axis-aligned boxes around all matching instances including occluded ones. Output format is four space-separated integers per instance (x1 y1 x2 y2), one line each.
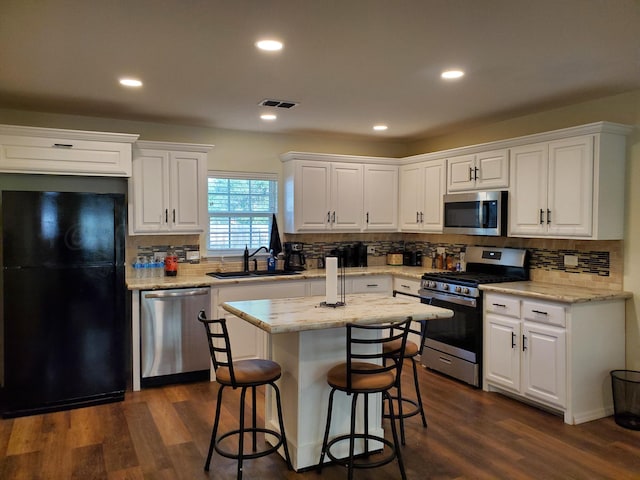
436 247 446 255
564 255 579 267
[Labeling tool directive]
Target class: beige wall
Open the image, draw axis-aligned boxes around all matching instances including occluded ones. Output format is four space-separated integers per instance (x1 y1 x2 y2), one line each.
1 89 639 368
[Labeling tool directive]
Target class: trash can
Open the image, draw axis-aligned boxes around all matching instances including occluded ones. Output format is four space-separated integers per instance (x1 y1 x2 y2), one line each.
610 370 640 430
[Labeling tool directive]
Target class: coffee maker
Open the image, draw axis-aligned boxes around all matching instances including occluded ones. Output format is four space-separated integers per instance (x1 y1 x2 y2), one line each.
284 242 306 271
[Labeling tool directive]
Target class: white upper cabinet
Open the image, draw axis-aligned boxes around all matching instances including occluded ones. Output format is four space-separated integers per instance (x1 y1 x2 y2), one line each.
283 159 363 232
447 149 509 192
0 124 138 177
510 127 626 239
282 152 396 233
399 159 446 232
363 164 398 231
331 162 364 230
129 141 212 235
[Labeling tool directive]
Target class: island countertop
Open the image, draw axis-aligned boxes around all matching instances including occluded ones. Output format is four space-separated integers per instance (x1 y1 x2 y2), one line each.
221 293 453 334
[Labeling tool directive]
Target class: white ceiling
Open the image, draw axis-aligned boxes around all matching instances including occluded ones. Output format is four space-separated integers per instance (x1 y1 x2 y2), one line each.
1 0 638 141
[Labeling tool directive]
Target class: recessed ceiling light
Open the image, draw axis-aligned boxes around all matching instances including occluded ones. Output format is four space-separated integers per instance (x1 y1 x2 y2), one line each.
441 70 465 80
261 114 277 121
373 125 388 131
255 39 283 51
119 78 143 87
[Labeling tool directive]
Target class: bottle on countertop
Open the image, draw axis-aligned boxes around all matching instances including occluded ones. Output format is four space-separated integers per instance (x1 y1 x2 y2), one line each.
267 249 276 271
164 246 178 277
431 251 437 269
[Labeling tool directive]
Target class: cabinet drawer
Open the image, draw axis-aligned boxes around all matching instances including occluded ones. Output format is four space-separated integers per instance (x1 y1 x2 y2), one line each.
0 134 133 176
485 294 520 318
392 277 421 296
522 301 566 327
351 276 391 294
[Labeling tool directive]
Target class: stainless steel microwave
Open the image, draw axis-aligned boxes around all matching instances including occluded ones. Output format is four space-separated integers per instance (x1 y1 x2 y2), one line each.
442 191 507 236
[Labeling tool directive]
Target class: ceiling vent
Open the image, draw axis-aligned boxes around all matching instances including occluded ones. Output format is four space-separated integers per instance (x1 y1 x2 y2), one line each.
259 99 298 109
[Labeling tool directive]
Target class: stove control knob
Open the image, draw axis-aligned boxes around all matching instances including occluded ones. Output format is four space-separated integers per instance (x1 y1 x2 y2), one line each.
441 283 449 291
454 286 461 293
462 287 470 294
429 281 437 288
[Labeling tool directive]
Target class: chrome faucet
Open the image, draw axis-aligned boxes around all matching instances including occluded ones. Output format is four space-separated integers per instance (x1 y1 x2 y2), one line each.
243 246 269 272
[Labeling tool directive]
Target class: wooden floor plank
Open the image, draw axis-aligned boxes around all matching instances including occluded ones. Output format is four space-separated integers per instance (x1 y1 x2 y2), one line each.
5 414 44 456
1 365 638 479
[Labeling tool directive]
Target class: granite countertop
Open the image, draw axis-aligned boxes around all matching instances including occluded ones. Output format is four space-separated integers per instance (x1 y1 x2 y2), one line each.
125 265 429 290
480 281 633 304
221 293 453 334
126 266 632 304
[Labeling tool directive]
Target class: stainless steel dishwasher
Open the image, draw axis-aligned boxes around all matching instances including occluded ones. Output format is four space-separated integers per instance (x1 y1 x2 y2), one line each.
140 287 211 387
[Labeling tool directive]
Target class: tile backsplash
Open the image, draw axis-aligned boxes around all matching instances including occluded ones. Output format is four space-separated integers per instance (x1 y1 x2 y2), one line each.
127 232 623 291
285 233 623 290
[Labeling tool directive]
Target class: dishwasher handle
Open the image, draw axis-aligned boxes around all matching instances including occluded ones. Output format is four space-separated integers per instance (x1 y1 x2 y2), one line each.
143 288 210 299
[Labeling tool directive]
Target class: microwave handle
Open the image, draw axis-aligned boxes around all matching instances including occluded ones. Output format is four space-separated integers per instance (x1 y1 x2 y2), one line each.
480 201 487 227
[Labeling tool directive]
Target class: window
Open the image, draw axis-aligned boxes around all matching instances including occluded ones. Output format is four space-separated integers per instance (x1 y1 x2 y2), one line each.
206 172 278 255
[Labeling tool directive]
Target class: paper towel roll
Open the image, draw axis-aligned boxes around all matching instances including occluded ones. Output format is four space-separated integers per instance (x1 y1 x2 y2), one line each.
326 256 338 305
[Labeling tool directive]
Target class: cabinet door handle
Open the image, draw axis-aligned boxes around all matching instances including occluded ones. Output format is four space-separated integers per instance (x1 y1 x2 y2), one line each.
416 211 420 223
469 167 474 181
165 209 168 223
539 209 544 224
366 284 379 288
522 334 528 351
400 284 411 289
53 143 73 148
420 211 424 223
332 211 336 223
474 166 479 181
547 209 551 224
172 209 176 223
531 309 548 315
327 211 331 223
511 332 516 348
492 303 506 308
366 212 369 223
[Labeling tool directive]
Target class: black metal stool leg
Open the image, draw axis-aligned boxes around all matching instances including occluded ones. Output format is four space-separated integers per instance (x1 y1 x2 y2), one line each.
396 377 406 445
385 390 407 480
238 386 248 480
317 388 337 472
205 385 226 471
271 381 292 470
251 385 257 451
348 392 359 480
412 358 428 427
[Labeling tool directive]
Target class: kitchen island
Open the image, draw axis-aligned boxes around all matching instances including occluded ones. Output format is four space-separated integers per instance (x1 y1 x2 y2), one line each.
221 293 452 471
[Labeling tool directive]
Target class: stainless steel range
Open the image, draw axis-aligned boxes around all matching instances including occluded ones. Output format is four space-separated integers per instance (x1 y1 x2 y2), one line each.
418 246 528 387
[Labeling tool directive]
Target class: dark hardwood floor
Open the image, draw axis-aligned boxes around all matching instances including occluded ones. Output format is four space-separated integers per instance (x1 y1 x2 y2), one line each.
1 364 639 479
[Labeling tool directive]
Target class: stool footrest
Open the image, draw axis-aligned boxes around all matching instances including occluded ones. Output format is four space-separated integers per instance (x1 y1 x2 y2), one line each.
215 428 284 460
383 395 422 420
325 433 397 470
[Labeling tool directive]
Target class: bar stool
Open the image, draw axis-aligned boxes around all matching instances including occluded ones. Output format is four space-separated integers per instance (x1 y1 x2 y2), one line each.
383 319 428 445
318 319 412 480
197 311 292 479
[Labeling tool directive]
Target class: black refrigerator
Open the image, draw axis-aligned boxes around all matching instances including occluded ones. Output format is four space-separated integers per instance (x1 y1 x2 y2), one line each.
1 190 126 417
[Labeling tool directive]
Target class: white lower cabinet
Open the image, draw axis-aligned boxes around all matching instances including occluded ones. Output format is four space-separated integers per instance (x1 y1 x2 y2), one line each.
484 292 624 424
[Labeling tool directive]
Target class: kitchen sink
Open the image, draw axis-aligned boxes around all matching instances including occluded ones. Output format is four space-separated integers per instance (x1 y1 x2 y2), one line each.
207 270 301 279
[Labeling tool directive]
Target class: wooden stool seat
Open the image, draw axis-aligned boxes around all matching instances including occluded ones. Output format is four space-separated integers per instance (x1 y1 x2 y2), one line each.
328 362 396 391
215 359 281 385
384 338 419 357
